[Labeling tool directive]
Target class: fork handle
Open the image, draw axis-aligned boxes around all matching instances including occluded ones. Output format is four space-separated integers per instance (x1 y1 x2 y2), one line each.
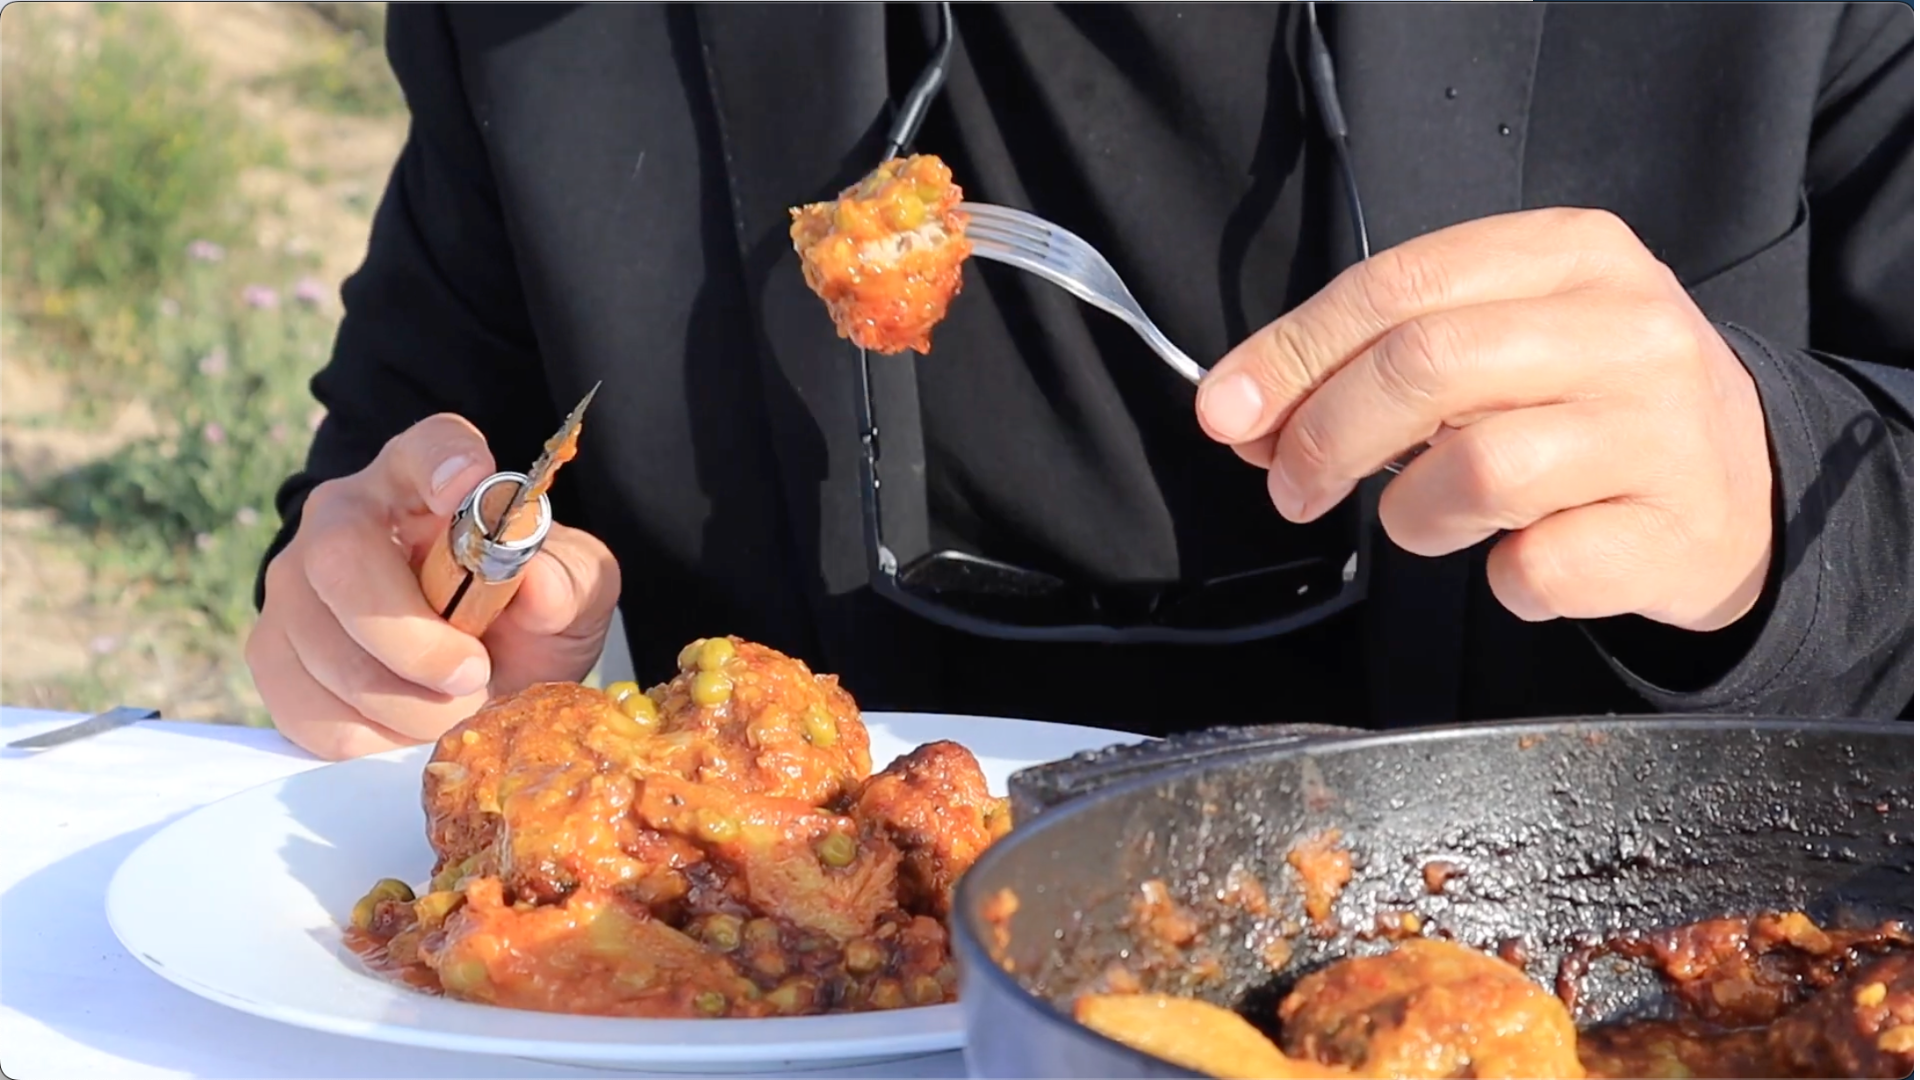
1134 319 1205 385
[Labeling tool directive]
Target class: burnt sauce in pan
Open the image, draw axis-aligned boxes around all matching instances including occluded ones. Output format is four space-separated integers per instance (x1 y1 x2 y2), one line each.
986 830 1916 1079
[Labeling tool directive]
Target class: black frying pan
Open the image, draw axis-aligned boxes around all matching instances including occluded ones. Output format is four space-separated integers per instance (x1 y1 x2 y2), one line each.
951 716 1915 1078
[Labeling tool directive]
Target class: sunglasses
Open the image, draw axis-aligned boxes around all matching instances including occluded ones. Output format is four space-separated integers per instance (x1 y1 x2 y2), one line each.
853 2 1375 645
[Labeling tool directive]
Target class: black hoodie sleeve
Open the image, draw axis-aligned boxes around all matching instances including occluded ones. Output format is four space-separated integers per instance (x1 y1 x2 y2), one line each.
255 4 554 609
1587 3 1914 720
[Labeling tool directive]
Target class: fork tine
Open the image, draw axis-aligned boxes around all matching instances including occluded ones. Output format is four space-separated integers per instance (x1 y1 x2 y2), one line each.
966 224 1057 265
967 234 1052 270
965 212 1052 242
967 220 1059 251
959 202 1056 243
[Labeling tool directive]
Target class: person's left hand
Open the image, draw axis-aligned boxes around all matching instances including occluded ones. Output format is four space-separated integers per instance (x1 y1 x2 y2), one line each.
1195 207 1774 633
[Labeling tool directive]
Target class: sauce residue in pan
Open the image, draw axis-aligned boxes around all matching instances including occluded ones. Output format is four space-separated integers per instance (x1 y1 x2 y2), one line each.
1075 912 1915 1079
1286 830 1352 935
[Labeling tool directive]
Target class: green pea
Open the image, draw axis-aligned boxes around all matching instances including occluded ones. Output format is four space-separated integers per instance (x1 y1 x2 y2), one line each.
803 704 839 748
369 878 415 903
696 637 736 671
619 689 660 726
703 914 742 951
766 978 815 1015
885 197 927 231
694 990 728 1017
691 670 734 707
677 639 706 670
817 831 857 868
351 878 415 928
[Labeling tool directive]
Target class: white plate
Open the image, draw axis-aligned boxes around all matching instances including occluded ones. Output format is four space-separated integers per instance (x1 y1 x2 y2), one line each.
106 712 1142 1073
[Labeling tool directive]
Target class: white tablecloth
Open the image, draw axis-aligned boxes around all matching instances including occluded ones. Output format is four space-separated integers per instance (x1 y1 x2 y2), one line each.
0 708 969 1080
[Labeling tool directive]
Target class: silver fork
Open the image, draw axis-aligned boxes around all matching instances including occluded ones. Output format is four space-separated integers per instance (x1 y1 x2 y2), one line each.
958 200 1418 474
959 201 1206 386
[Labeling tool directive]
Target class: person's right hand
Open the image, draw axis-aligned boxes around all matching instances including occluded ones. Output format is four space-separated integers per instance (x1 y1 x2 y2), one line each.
246 414 621 760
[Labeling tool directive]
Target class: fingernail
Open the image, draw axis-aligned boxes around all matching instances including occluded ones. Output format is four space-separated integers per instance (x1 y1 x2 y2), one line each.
1199 373 1266 442
430 454 474 496
1268 464 1311 522
442 657 489 697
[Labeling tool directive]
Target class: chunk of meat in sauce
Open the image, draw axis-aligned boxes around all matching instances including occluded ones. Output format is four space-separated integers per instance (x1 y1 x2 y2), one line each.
847 740 1010 920
647 636 873 807
359 637 1006 1019
421 681 703 907
1578 920 1916 1080
1280 938 1585 1079
1287 830 1352 934
636 773 901 942
789 155 971 355
1766 951 1915 1078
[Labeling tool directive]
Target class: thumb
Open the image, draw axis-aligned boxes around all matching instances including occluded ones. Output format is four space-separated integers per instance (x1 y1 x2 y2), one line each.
483 523 622 693
360 413 498 521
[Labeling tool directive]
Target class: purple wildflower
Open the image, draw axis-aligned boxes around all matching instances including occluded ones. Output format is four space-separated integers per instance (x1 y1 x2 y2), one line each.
202 422 226 446
269 422 290 445
241 284 280 310
293 276 328 306
235 507 260 528
187 239 226 263
197 347 228 378
195 533 216 553
89 635 119 656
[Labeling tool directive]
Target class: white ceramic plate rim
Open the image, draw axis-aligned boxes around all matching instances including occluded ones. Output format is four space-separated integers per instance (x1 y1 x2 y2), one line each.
106 711 1143 1070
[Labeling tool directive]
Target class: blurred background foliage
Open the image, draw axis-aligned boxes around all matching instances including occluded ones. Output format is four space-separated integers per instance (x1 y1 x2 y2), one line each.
1 2 407 723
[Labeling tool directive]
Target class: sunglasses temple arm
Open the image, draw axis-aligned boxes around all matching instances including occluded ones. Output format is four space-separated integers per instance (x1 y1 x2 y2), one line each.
884 1 956 159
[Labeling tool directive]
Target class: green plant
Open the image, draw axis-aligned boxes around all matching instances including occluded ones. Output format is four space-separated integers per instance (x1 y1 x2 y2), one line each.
39 261 324 636
1 3 265 352
265 9 401 118
302 1 387 43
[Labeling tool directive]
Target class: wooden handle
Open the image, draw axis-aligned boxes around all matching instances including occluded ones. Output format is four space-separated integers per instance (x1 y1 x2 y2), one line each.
419 530 527 638
417 476 546 639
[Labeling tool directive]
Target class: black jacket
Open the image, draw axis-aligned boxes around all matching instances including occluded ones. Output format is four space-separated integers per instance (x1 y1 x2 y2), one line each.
263 3 1914 735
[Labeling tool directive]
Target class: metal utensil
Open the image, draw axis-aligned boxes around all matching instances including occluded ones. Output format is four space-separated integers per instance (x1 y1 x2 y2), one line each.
7 706 162 751
417 384 600 638
959 201 1419 474
489 381 600 543
961 201 1206 386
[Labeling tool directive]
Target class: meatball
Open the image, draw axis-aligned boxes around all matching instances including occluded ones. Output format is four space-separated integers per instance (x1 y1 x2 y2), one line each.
1280 938 1585 1079
849 740 1011 919
789 154 970 355
646 636 873 806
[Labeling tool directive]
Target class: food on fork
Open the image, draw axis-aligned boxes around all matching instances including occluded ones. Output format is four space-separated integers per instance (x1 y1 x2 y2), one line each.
346 636 1011 1019
789 154 971 355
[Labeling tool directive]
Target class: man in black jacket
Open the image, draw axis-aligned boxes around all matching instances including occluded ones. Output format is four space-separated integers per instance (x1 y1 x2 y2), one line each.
247 4 1912 759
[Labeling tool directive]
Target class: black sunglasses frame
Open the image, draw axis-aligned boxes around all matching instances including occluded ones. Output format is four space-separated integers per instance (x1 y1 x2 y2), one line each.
852 1 1380 646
